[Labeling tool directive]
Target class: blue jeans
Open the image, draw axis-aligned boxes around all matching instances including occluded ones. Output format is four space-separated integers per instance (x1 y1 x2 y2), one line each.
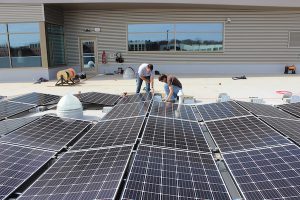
164 83 181 100
136 75 150 93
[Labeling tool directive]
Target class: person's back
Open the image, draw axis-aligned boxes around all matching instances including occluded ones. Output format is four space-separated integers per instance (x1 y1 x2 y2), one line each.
167 75 182 89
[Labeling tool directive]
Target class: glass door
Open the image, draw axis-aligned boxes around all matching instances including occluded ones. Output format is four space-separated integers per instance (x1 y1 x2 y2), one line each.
80 38 97 77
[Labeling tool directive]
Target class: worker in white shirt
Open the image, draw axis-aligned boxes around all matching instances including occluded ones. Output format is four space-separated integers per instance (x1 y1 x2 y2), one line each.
136 63 155 94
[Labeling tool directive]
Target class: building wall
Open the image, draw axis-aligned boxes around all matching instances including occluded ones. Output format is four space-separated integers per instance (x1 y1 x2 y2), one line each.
64 9 300 74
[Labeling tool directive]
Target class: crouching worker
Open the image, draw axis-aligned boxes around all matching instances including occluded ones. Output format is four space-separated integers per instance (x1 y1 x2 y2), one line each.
158 74 182 102
136 63 155 94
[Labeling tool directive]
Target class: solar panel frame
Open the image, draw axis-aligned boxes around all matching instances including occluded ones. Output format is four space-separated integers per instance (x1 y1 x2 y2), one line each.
102 101 150 120
196 101 251 122
277 102 300 118
223 144 300 200
117 93 153 104
205 116 292 153
18 145 133 200
0 115 91 152
0 143 54 200
122 145 231 200
76 92 121 106
70 116 145 151
0 116 39 136
141 116 210 153
150 101 199 121
9 92 61 106
236 101 297 119
0 100 36 121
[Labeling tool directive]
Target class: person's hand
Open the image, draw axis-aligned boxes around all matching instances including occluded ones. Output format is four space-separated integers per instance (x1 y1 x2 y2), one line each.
151 88 155 95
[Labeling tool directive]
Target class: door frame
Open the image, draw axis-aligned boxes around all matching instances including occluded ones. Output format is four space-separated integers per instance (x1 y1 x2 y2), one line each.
78 36 98 74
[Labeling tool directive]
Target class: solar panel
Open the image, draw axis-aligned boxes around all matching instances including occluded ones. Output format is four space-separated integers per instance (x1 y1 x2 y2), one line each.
0 143 54 200
102 102 150 120
0 115 90 151
122 145 230 200
150 101 199 121
197 101 251 121
277 102 300 118
142 116 210 152
19 146 132 200
236 101 296 119
71 116 145 151
223 144 300 200
0 96 5 100
0 100 36 121
77 92 121 106
260 116 300 145
0 116 38 136
10 92 61 106
117 93 153 104
205 116 291 152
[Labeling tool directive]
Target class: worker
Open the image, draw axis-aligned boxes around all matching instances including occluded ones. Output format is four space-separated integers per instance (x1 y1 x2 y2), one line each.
158 74 182 102
136 63 155 94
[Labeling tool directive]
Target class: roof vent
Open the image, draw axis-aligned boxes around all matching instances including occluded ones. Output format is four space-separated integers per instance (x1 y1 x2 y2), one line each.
57 93 83 119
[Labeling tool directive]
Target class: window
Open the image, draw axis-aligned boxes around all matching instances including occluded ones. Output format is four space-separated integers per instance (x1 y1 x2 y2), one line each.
289 31 300 48
128 23 224 52
46 23 66 67
0 24 10 68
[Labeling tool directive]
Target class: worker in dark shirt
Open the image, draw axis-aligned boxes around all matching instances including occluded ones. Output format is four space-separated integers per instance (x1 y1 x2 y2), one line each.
158 74 182 102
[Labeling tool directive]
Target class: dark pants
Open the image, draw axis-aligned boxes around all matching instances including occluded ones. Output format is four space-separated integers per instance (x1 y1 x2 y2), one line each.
136 75 150 93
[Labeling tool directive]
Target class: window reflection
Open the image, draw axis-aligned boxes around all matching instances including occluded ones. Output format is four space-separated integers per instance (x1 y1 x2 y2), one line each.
0 34 10 68
8 23 39 33
0 24 6 34
46 23 65 66
128 24 174 33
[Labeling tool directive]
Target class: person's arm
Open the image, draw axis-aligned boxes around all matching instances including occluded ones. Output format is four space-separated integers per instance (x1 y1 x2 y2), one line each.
166 85 174 101
139 75 150 83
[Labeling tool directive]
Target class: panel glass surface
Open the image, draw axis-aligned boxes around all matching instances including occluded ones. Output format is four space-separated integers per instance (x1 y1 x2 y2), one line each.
0 100 36 121
0 116 38 136
117 93 153 104
76 92 120 106
277 102 300 118
10 92 61 106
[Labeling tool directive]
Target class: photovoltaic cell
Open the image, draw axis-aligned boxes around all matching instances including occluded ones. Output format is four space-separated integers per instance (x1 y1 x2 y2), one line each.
10 92 61 106
71 116 145 151
122 145 230 200
0 143 54 200
102 102 150 120
0 115 90 151
142 116 210 152
260 116 300 146
76 92 120 106
277 102 300 118
205 116 291 152
0 100 36 121
223 144 300 200
236 101 296 119
0 116 38 136
150 101 199 121
19 146 132 200
117 93 152 104
197 101 251 121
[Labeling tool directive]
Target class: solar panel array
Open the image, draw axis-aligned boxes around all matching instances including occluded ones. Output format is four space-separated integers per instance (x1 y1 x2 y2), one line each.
122 145 230 200
0 116 38 136
77 92 120 106
277 102 300 118
236 101 296 119
197 101 251 121
0 100 36 121
0 96 5 100
19 146 132 200
0 115 90 151
142 116 210 152
150 101 199 121
0 143 54 200
102 102 150 120
71 117 145 151
206 116 291 152
223 144 300 200
118 93 152 104
10 92 61 106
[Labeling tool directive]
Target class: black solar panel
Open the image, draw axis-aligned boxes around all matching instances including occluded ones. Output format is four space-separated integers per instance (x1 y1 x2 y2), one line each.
142 116 210 152
0 116 38 136
102 102 150 120
77 92 120 106
19 146 132 200
150 101 199 121
277 102 300 118
10 92 61 106
71 116 145 151
0 100 36 121
197 101 251 121
206 116 291 152
117 93 153 104
236 101 296 119
261 116 300 145
0 143 54 200
0 96 5 100
122 145 230 200
223 144 300 200
0 115 90 151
